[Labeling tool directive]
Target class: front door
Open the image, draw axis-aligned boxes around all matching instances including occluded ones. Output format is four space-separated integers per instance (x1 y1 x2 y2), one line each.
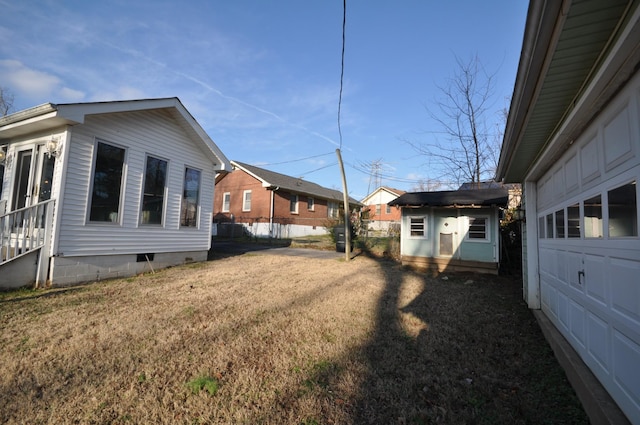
10 144 55 212
435 212 459 258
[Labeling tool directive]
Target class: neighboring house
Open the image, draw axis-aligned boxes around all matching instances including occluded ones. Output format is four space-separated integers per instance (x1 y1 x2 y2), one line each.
361 186 405 233
388 188 508 275
497 1 640 423
213 160 361 238
0 98 231 289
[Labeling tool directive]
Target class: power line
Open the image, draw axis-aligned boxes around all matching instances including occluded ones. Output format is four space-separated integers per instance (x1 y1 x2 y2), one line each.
337 0 346 150
259 152 334 166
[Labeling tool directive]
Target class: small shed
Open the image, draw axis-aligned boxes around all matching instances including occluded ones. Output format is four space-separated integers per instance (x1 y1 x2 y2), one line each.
388 188 508 275
0 98 231 289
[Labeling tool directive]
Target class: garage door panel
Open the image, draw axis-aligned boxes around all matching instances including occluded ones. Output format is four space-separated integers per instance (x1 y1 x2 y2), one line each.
612 329 640 412
610 257 640 327
587 311 611 375
567 251 584 292
556 250 569 284
558 291 569 331
580 134 601 184
570 300 587 349
585 254 607 307
603 103 634 172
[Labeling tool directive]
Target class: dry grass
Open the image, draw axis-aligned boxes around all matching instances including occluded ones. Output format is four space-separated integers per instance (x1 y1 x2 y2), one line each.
0 252 587 424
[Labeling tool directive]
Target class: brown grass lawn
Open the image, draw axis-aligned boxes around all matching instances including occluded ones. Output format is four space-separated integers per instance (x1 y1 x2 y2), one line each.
0 251 587 424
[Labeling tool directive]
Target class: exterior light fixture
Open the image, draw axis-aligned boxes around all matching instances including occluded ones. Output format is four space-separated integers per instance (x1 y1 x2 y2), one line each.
0 146 6 164
46 138 59 158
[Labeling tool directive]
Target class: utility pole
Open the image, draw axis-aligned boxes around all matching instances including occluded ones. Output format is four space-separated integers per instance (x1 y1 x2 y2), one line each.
335 149 350 261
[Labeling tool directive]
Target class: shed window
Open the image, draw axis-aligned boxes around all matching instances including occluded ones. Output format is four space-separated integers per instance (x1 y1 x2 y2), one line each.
290 194 298 214
409 216 426 237
608 181 637 237
89 141 126 223
141 156 167 225
307 197 314 211
181 167 201 227
222 192 230 212
584 195 603 238
467 217 487 240
242 190 252 212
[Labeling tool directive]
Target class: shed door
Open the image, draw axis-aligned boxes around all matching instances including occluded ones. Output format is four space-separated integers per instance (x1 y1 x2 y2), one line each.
435 213 459 258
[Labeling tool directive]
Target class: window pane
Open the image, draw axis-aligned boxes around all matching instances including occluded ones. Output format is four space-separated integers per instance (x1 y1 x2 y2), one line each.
567 204 580 238
546 214 553 238
376 205 381 215
222 192 230 212
243 191 251 211
90 142 125 222
141 156 167 225
290 194 298 213
538 216 545 239
584 195 603 238
181 168 200 227
468 217 487 239
410 217 425 237
307 197 314 211
555 209 565 238
608 181 637 237
386 205 391 214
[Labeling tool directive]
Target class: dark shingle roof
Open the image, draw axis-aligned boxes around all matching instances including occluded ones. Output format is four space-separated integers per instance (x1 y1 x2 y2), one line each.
388 188 508 208
232 160 361 205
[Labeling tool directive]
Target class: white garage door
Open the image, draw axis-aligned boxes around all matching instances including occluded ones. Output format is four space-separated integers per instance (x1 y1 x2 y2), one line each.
536 78 640 423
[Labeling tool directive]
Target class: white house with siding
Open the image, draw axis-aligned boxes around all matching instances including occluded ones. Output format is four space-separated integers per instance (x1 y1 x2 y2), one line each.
0 97 231 289
497 1 640 423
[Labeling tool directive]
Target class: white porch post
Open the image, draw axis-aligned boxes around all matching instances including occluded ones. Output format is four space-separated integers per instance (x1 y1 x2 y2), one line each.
35 201 54 288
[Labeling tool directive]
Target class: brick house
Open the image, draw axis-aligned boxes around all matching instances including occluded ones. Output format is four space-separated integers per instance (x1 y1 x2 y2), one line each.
361 186 405 233
213 160 361 238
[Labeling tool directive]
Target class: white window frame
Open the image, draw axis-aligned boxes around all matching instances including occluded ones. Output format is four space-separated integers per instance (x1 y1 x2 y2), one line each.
408 215 427 238
290 194 299 214
222 192 230 213
242 190 252 212
307 197 314 211
466 216 489 242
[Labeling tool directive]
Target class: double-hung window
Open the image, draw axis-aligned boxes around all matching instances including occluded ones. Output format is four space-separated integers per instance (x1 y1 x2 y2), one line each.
141 155 167 225
328 201 338 218
222 192 230 213
290 194 299 214
89 140 126 223
242 190 252 212
307 197 314 211
181 167 201 227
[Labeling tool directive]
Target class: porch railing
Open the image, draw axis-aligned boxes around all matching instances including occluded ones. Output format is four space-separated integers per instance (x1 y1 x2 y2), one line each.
0 199 55 267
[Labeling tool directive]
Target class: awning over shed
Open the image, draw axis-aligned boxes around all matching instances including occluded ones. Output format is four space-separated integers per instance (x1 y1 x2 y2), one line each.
388 188 508 208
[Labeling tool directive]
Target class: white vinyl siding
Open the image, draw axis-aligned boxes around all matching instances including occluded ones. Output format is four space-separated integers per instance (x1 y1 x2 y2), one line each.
56 109 216 256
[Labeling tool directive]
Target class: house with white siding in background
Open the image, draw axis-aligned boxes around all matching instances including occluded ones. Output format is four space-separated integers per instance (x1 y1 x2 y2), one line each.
497 1 640 423
0 97 231 289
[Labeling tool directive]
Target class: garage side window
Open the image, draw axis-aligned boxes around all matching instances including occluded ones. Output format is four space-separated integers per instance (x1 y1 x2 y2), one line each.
546 214 554 238
409 216 427 237
538 216 545 239
89 141 126 223
555 209 565 238
141 156 167 225
608 181 637 237
181 167 201 227
584 195 603 238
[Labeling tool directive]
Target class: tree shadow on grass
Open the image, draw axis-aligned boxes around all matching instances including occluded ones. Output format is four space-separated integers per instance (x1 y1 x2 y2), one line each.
348 253 589 424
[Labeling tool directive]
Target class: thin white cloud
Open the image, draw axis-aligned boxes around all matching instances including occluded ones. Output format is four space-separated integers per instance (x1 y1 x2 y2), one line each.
0 59 60 98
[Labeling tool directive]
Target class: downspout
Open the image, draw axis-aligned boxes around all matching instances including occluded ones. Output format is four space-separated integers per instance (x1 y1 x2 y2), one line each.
269 186 279 238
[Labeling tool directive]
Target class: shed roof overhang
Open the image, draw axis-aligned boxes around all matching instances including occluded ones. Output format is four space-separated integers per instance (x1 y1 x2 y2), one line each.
0 97 232 172
497 0 640 183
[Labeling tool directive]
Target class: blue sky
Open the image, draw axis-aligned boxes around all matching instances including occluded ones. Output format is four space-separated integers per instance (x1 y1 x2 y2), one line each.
0 1 528 200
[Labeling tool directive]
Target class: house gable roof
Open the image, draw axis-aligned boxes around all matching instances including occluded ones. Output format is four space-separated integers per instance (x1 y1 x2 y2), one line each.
0 97 232 172
361 186 406 203
497 0 640 182
231 160 361 205
388 188 508 208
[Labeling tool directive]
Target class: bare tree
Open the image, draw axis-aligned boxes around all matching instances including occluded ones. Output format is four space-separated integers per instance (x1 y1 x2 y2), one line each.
409 55 502 187
0 86 15 116
411 178 443 192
